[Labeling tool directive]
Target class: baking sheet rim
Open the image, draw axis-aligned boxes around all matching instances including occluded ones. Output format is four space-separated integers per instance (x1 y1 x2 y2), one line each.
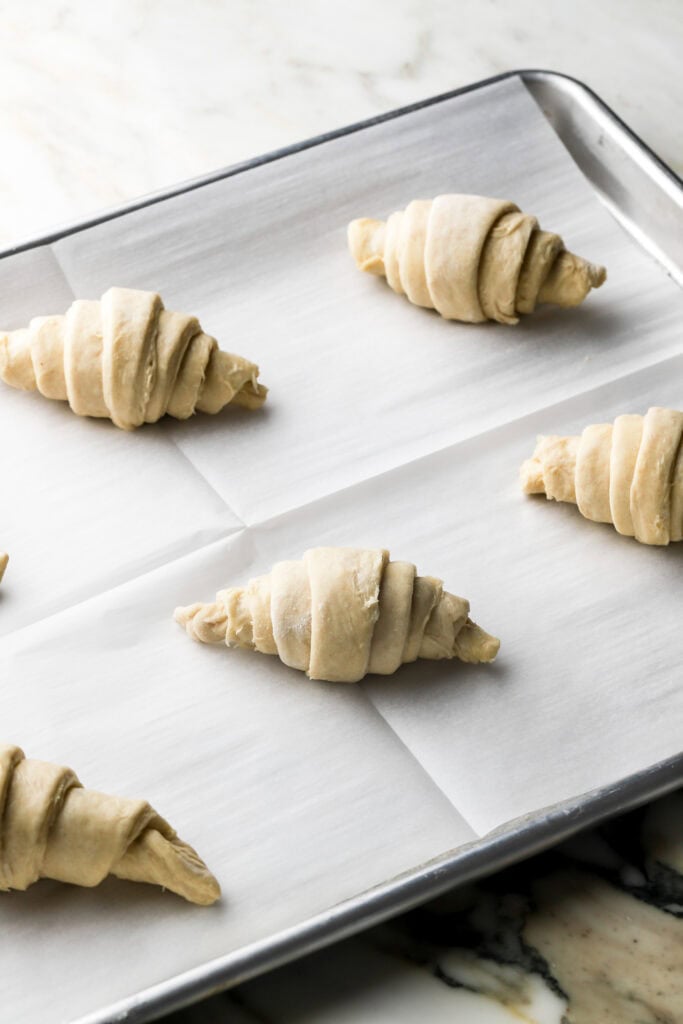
75 752 682 1024
2 69 680 263
3 68 681 1023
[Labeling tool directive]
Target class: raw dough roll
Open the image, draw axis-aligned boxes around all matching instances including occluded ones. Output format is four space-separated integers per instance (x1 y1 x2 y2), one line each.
348 194 606 323
0 287 267 429
520 407 683 545
0 744 220 904
175 547 500 683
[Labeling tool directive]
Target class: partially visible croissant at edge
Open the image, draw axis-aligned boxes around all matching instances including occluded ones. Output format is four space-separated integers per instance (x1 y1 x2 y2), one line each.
0 553 7 584
0 744 220 904
521 407 683 545
348 194 606 324
0 287 267 429
175 547 500 683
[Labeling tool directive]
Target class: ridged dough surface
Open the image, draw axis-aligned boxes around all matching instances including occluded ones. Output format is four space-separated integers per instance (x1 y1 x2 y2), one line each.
0 287 267 429
0 744 220 904
175 546 500 683
521 407 683 545
348 194 606 324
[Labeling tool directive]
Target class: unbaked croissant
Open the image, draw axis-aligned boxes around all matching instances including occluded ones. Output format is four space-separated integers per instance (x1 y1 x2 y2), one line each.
521 407 683 545
348 194 606 323
0 744 220 904
175 547 500 683
0 287 267 429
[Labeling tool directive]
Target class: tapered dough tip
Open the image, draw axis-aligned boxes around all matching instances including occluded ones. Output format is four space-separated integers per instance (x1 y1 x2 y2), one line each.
174 603 202 634
453 619 501 664
347 218 387 275
539 252 607 308
520 456 546 495
232 378 268 411
174 605 191 627
173 601 228 645
159 836 221 906
590 262 607 288
117 828 221 906
0 553 8 583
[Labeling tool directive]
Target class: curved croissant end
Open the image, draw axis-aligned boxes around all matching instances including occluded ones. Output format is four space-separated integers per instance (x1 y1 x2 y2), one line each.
348 195 606 324
0 553 7 584
0 744 220 905
521 406 683 546
174 547 500 683
0 287 267 429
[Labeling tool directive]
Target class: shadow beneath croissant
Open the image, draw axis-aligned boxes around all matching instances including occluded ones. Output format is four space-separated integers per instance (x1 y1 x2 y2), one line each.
527 493 683 559
367 287 625 340
657 538 683 565
190 636 510 704
362 652 511 703
24 395 274 438
2 874 222 918
510 300 628 341
153 400 274 440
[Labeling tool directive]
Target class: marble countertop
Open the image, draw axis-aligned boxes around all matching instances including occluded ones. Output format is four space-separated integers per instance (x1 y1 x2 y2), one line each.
2 2 681 1021
0 0 681 250
172 791 683 1023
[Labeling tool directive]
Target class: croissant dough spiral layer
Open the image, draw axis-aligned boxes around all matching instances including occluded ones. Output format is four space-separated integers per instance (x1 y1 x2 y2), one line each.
348 194 606 323
0 287 267 429
520 407 683 545
0 744 220 904
175 547 500 683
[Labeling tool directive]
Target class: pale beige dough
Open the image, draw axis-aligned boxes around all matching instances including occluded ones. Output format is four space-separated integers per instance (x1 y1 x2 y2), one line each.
174 546 500 683
348 193 606 324
0 287 267 429
0 744 220 904
521 407 683 545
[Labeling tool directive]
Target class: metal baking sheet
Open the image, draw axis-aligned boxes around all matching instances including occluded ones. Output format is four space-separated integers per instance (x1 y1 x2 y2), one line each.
0 70 681 1024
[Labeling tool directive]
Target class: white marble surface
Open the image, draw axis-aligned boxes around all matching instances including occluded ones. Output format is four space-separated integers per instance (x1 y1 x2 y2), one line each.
0 0 681 248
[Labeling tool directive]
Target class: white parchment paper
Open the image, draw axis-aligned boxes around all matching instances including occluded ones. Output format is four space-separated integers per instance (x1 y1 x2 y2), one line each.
0 76 681 1023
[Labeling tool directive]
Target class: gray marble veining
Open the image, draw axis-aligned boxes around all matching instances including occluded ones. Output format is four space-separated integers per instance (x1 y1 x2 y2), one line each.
166 792 683 1023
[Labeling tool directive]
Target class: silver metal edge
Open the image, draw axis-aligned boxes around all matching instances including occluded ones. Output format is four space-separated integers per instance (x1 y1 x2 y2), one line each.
520 71 683 282
76 752 682 1024
4 69 679 1022
1 68 680 259
522 71 682 197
